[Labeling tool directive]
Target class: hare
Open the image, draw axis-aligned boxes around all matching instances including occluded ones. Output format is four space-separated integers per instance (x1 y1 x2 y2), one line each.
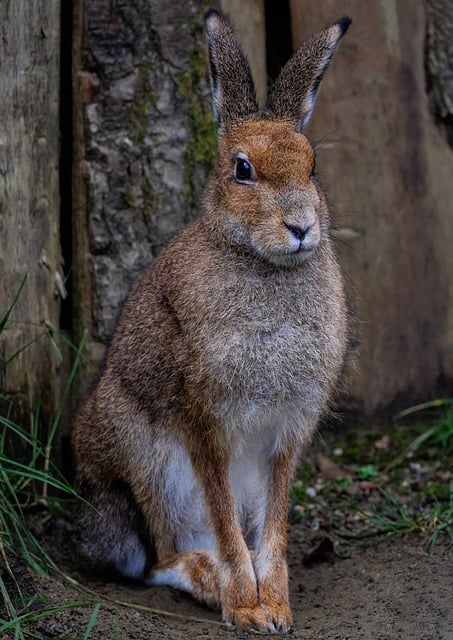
72 9 351 633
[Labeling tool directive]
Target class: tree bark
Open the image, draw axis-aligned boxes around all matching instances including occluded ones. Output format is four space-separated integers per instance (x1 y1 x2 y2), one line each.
0 1 63 419
73 0 222 377
290 0 453 413
425 0 453 146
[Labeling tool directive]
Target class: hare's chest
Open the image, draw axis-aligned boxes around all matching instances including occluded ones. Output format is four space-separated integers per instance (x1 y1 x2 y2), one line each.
203 314 322 401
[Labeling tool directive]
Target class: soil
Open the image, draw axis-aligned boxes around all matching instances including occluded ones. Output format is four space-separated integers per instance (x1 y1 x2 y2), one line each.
31 530 451 640
7 419 453 639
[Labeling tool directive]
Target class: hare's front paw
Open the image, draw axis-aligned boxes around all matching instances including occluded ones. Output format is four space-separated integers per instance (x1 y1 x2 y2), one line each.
224 602 292 633
223 604 273 633
254 554 293 632
222 577 291 632
221 566 265 631
260 600 293 634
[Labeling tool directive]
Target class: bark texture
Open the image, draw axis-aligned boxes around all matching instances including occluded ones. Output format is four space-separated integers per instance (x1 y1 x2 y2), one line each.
0 1 63 417
290 0 453 413
73 0 218 363
425 0 453 145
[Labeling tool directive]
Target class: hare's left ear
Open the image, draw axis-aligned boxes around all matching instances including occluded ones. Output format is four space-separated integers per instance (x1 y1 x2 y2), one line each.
204 9 259 129
265 17 352 130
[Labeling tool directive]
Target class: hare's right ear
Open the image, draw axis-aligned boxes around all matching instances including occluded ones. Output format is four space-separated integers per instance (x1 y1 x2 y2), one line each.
265 17 352 130
204 9 259 129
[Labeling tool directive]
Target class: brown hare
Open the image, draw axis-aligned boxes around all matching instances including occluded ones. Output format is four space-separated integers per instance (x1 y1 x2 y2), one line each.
72 9 351 633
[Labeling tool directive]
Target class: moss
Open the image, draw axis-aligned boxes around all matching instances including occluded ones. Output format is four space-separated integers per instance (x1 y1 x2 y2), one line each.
141 176 155 228
176 48 217 166
128 61 155 144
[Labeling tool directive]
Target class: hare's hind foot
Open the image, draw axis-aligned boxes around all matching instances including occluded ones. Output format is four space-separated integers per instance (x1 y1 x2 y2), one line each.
146 551 293 633
76 476 153 581
146 550 221 610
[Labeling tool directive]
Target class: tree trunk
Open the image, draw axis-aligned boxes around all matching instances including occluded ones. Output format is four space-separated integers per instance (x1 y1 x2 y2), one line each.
290 0 453 413
0 1 63 420
73 0 223 378
425 0 453 146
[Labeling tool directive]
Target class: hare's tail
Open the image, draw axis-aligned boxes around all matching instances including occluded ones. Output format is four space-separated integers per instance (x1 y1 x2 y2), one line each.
75 474 153 580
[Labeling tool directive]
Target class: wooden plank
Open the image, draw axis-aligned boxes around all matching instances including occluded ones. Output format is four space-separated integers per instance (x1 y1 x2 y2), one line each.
0 1 63 419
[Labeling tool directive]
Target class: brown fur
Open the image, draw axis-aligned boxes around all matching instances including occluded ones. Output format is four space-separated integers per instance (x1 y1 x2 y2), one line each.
72 9 351 633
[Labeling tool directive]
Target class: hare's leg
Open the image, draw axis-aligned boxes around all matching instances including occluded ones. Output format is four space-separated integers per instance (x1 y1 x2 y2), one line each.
183 429 277 632
76 475 152 580
146 550 221 610
253 445 297 633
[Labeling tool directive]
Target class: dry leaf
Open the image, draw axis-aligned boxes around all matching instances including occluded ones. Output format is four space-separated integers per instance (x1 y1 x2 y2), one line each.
315 453 350 481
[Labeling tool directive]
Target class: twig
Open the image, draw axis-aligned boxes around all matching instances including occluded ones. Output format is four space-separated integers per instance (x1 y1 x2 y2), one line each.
61 573 225 628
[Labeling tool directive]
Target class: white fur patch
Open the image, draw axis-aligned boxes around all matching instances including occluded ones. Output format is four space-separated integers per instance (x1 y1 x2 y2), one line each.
253 540 273 580
145 561 191 592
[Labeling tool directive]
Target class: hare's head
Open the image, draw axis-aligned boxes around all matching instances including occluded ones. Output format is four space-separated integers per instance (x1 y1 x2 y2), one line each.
203 10 351 267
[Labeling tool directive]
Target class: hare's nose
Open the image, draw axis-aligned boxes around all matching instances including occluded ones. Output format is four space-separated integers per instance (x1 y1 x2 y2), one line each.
284 222 311 242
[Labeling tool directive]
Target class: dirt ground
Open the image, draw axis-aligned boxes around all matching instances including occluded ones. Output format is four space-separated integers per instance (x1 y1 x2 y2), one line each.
9 419 453 639
32 531 451 640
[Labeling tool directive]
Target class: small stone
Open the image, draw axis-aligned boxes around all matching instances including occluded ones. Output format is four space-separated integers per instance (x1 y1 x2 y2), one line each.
306 486 317 498
333 447 343 456
374 434 390 451
358 480 382 492
345 483 359 496
311 518 321 531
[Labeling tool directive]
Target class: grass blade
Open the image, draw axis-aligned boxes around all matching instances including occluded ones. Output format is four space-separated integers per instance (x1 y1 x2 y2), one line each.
0 273 27 332
395 398 453 419
83 603 101 640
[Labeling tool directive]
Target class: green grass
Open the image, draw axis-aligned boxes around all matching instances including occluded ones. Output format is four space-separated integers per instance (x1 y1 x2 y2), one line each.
427 486 453 550
356 464 379 480
0 277 99 639
395 398 453 454
83 603 102 640
361 483 453 549
291 399 453 550
357 404 453 548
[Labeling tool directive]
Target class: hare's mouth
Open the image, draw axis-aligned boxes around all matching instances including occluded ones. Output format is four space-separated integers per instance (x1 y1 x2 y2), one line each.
286 245 316 261
256 245 317 268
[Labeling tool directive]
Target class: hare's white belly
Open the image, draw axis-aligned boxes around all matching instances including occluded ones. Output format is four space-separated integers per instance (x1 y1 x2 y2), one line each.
161 433 271 554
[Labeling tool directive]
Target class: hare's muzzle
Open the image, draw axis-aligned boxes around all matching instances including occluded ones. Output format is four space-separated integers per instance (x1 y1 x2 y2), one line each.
284 222 314 250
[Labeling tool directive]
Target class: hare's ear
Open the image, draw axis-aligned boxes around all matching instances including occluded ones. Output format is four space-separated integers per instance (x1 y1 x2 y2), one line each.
265 17 352 130
204 9 259 129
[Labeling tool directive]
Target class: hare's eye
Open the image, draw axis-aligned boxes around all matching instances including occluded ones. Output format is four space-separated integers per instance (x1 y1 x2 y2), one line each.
235 157 254 183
